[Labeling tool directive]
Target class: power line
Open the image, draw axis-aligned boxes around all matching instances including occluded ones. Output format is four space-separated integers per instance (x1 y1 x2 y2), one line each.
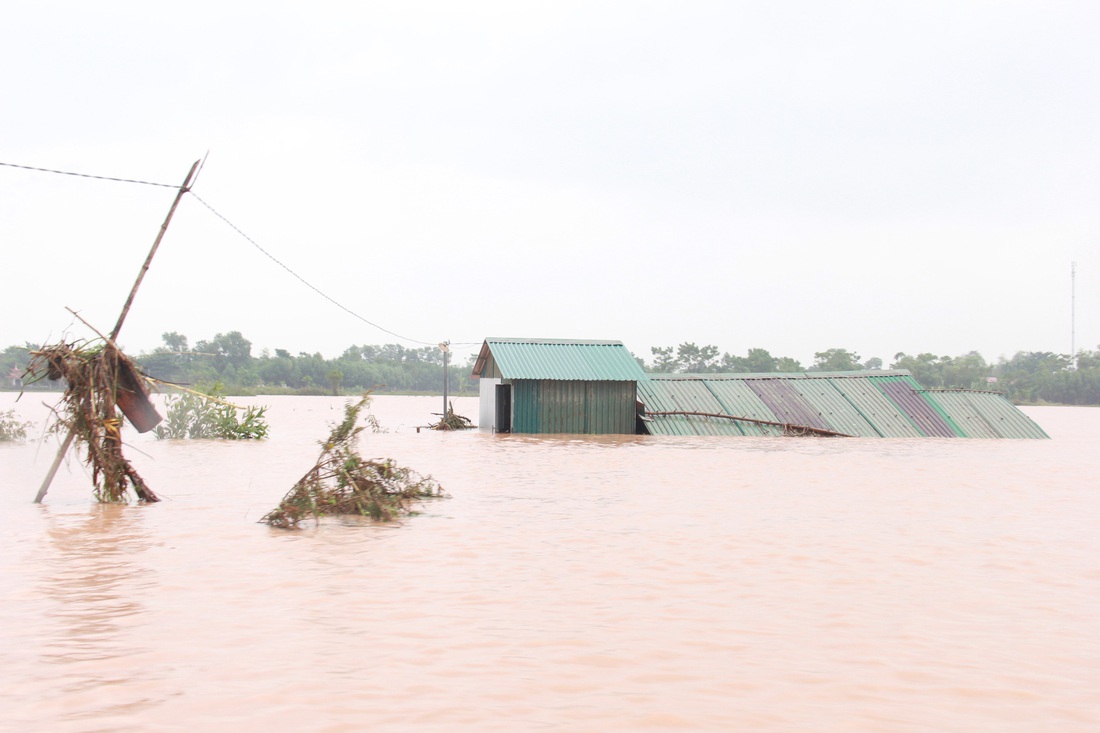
0 160 177 188
189 193 438 346
2 158 458 349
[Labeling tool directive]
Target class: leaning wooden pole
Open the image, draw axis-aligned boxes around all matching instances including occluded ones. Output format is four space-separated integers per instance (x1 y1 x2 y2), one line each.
644 410 854 437
34 159 201 504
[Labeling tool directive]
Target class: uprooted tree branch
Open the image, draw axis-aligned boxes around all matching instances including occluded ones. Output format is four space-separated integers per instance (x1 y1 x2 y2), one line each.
261 394 448 529
27 340 161 502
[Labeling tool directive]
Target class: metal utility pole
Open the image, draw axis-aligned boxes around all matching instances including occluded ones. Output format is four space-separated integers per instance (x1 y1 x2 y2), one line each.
1071 261 1077 368
34 159 201 503
439 341 450 416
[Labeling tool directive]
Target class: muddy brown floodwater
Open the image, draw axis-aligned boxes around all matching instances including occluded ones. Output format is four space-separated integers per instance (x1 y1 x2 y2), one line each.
1 394 1097 732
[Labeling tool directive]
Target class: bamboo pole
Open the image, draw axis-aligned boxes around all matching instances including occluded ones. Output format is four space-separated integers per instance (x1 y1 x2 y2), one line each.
34 159 201 503
109 160 200 341
644 410 853 437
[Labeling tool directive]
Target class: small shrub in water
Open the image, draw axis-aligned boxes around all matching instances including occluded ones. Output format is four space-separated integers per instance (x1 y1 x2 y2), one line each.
154 383 269 440
0 409 34 442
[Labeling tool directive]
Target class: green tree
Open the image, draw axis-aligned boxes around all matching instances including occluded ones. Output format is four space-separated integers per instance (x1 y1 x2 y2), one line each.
811 348 861 372
942 351 989 389
161 331 189 353
892 352 945 387
649 346 677 373
776 357 804 372
994 351 1073 404
743 347 777 373
326 369 344 396
194 331 253 373
1 343 36 388
676 342 720 372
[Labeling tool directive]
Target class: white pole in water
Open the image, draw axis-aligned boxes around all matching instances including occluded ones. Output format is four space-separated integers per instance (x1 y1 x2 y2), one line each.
439 341 450 416
1070 261 1077 369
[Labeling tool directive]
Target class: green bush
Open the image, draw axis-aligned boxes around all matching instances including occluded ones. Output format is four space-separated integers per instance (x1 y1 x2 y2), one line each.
153 383 269 440
0 409 33 442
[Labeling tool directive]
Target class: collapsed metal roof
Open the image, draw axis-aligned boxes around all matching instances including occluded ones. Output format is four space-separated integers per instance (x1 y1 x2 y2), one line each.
637 371 1049 439
472 338 646 382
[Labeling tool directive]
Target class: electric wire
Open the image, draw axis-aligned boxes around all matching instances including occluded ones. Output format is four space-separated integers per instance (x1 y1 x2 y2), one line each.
188 192 439 346
0 161 177 188
2 158 473 350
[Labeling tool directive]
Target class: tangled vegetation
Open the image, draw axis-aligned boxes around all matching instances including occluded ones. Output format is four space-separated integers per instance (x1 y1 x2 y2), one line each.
153 382 269 439
27 341 159 502
429 402 474 430
0 409 34 442
261 394 447 529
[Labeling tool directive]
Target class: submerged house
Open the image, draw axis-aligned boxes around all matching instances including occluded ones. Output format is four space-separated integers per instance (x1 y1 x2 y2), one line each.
471 338 642 434
470 337 1049 439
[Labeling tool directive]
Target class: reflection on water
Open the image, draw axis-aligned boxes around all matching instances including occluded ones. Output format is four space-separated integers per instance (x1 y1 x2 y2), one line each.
3 504 160 731
40 506 150 663
0 396 1097 732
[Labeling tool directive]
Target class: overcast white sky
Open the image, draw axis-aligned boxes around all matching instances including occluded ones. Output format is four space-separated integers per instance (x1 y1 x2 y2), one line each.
2 1 1098 367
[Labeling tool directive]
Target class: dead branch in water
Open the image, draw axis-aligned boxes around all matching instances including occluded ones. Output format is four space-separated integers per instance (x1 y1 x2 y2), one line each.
261 394 447 529
26 341 160 502
644 410 853 437
429 402 474 431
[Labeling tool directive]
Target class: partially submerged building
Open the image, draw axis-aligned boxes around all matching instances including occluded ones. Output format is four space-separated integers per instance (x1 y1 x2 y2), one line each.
470 337 1049 439
471 337 641 434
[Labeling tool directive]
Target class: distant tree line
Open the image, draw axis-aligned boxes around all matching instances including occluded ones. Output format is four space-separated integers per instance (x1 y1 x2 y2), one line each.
4 334 1100 405
2 331 476 397
638 343 889 374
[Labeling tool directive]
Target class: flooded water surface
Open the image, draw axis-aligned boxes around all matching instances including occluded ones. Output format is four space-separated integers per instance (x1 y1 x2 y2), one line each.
1 395 1097 732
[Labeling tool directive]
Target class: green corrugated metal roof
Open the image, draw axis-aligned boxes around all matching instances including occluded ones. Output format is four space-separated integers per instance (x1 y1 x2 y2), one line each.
921 391 1002 438
819 373 925 437
475 338 647 381
636 378 760 436
697 379 786 436
639 371 1048 439
922 389 1050 439
789 376 883 437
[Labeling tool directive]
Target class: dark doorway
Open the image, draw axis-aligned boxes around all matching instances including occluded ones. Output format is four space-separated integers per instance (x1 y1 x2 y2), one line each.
495 383 512 433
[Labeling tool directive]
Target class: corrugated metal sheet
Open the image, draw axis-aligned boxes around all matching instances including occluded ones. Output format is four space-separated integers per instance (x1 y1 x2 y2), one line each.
922 390 1002 438
824 374 926 437
639 372 1047 439
512 379 636 434
924 389 1050 439
473 338 645 381
746 378 832 431
786 376 882 437
699 378 786 436
636 377 761 435
878 378 961 437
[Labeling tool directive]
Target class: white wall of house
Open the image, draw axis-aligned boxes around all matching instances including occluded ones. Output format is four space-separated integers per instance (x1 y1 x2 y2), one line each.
478 377 501 432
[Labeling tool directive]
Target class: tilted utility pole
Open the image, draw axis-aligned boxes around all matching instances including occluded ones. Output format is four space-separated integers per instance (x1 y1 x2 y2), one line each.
34 159 202 503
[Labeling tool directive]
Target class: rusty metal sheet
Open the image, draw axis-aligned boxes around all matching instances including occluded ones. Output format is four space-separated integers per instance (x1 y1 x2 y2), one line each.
879 380 959 437
745 378 831 431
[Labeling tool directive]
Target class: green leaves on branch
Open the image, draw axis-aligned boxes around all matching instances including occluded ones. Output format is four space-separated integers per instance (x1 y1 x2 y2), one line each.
0 409 33 441
262 394 447 529
153 383 269 440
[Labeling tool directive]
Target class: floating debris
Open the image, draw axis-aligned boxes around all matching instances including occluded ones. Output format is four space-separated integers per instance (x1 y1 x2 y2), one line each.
261 394 447 529
429 402 474 431
27 340 160 502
